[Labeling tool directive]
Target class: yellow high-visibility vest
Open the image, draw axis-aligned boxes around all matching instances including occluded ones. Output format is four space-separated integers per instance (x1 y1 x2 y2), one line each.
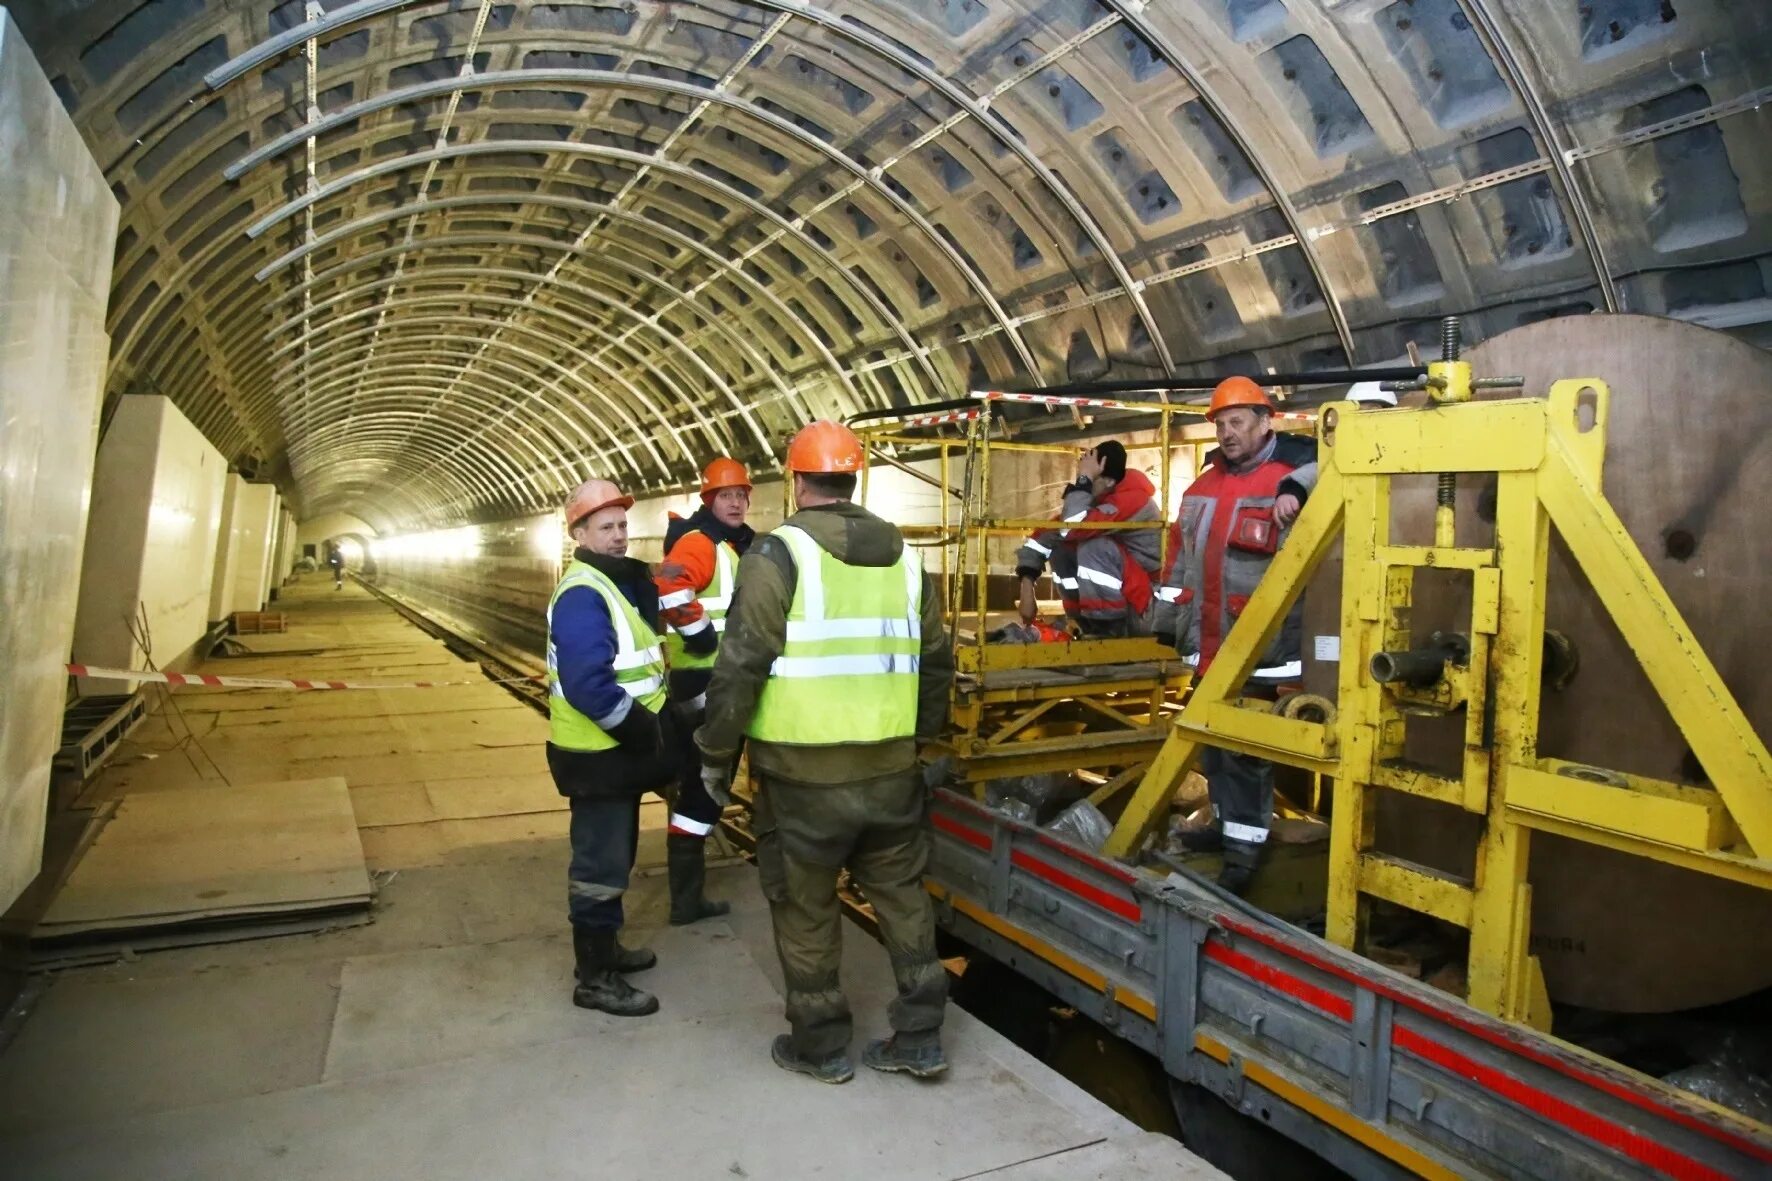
662 538 738 672
745 525 922 746
546 560 667 751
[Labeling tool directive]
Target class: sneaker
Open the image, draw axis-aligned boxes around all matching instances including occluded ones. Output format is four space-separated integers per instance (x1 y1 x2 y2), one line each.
770 1034 853 1084
863 1036 948 1079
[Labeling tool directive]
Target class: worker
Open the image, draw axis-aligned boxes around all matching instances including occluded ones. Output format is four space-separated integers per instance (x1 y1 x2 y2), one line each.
653 457 756 925
697 420 955 1085
326 540 345 590
1013 440 1163 636
1157 377 1317 893
546 477 681 1017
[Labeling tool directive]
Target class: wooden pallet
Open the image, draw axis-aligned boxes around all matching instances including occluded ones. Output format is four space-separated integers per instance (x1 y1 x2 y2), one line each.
230 610 287 634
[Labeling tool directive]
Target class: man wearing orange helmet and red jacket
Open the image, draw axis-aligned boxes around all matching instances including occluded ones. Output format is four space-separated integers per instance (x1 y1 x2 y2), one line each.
697 420 955 1086
545 478 682 1018
652 457 755 926
1158 376 1317 894
1014 440 1164 637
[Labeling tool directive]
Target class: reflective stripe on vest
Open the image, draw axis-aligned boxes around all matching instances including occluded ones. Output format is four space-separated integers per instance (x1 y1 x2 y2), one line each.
746 524 922 745
666 539 738 670
547 561 667 751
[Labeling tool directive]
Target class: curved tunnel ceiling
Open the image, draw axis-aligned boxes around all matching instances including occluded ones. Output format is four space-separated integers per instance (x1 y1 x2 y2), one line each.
14 0 1772 532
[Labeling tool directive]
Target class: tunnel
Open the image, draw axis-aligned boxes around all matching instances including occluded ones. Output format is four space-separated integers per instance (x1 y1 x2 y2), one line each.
3 2 1772 1178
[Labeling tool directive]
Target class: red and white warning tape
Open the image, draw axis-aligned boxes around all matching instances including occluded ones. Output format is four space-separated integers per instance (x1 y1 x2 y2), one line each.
898 408 982 429
977 389 1316 423
65 663 542 691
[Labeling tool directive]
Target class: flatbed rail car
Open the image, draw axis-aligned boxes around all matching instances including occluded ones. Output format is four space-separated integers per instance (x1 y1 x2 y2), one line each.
924 789 1772 1181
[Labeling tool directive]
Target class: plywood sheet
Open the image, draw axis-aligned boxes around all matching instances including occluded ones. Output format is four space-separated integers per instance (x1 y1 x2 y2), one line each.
38 777 371 937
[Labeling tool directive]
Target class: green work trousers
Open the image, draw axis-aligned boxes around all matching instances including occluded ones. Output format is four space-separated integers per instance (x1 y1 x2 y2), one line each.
753 772 948 1059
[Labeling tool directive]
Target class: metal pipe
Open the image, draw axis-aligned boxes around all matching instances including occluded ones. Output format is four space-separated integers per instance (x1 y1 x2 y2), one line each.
865 446 962 499
1369 648 1451 688
1000 369 1429 397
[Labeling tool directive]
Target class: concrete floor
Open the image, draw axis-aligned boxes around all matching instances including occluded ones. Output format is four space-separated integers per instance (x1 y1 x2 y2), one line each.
0 581 1221 1180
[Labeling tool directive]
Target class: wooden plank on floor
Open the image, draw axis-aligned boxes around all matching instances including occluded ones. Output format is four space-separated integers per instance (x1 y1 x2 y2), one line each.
37 778 371 936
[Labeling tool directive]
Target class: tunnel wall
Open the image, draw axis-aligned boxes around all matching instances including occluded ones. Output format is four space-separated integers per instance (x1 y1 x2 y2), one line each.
0 10 118 912
73 395 229 696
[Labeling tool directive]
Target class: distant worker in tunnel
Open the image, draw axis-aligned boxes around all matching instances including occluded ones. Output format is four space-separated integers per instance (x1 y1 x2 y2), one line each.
698 420 955 1085
545 478 682 1017
1014 439 1163 637
1157 377 1317 894
653 457 756 925
326 540 345 590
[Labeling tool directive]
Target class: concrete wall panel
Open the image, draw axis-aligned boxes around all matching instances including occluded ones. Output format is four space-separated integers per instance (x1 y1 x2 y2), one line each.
73 395 227 695
0 12 119 910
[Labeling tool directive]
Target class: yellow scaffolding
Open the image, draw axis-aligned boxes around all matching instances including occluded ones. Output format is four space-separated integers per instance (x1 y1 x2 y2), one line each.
852 391 1218 789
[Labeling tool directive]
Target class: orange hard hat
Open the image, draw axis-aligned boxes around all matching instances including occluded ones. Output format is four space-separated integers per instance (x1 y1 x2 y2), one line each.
785 419 864 474
565 478 633 529
1205 376 1273 421
699 457 752 497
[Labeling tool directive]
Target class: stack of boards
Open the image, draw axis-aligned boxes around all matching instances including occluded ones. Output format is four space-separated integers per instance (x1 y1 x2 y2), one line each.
32 777 372 966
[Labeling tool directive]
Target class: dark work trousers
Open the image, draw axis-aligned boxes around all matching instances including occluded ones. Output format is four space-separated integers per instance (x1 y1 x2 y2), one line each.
567 794 642 930
1201 745 1274 850
666 693 723 836
1051 540 1154 637
753 773 947 1059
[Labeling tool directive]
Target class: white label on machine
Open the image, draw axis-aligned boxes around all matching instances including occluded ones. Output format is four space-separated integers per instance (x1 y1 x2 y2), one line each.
1314 635 1341 662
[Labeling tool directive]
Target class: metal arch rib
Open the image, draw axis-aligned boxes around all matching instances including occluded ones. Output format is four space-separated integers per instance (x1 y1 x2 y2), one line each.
762 0 1173 374
268 305 674 486
287 398 563 517
263 312 676 502
1450 0 1619 311
286 416 525 498
207 0 1169 375
267 280 708 467
261 223 807 430
258 237 772 446
278 375 577 494
251 224 813 437
289 419 510 514
253 189 856 426
270 317 630 489
1101 2 1357 361
267 297 676 486
244 131 1035 381
275 344 630 499
289 439 493 522
263 265 749 456
277 352 609 512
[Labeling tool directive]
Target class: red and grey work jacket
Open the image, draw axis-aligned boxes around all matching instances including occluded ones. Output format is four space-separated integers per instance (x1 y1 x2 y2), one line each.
1016 469 1163 616
1158 433 1317 680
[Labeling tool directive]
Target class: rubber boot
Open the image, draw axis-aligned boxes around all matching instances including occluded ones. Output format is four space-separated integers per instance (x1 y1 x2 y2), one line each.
667 833 730 926
863 1035 948 1079
771 1034 853 1084
571 927 659 1016
1217 839 1263 896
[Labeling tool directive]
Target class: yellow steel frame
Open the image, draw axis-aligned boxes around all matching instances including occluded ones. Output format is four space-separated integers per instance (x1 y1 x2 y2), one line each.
1104 377 1772 1028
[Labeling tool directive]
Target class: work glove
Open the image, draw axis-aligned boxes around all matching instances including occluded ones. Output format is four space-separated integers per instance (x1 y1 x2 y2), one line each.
605 706 662 756
681 623 719 657
920 754 956 797
700 761 734 810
